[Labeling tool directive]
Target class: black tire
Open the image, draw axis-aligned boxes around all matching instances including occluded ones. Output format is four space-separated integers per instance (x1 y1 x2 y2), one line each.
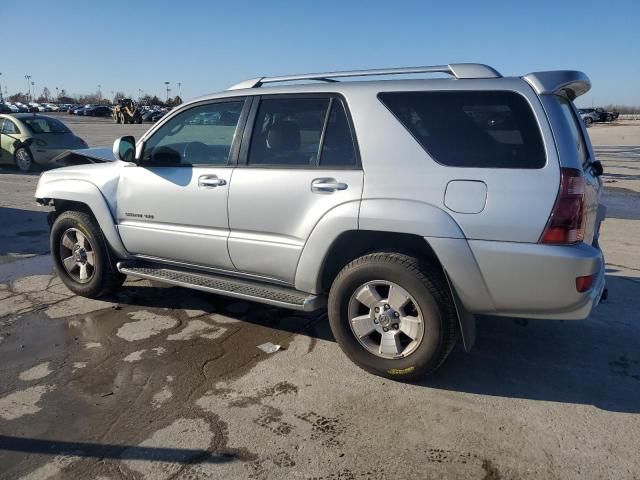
606 114 613 122
584 117 593 127
328 252 458 380
50 210 125 298
14 147 34 172
115 113 121 124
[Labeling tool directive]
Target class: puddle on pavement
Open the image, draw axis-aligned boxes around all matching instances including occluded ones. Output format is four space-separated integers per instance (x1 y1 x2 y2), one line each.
0 282 323 478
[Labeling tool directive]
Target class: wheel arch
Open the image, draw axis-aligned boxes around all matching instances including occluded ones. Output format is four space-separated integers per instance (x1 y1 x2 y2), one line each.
36 179 129 259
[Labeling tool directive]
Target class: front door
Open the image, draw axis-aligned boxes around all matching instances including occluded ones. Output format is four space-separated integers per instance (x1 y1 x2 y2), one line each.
228 95 364 284
116 99 248 270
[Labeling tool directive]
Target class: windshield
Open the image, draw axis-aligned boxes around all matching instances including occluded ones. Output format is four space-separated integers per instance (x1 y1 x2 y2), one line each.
23 117 71 134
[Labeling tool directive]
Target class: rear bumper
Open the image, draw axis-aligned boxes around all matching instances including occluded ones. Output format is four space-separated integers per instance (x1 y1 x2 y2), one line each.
427 236 605 321
468 240 605 320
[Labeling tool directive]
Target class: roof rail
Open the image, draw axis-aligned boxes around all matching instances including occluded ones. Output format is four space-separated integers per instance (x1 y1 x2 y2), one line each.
227 63 501 90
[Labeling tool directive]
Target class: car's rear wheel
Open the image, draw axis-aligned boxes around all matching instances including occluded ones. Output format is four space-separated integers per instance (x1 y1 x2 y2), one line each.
14 147 34 172
584 117 593 127
328 252 458 380
606 114 613 122
51 210 125 298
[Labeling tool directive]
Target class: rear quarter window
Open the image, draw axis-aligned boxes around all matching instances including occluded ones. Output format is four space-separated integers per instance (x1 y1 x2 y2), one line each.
378 90 546 169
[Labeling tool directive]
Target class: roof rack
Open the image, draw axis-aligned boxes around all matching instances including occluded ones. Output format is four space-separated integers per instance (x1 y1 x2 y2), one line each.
228 63 501 90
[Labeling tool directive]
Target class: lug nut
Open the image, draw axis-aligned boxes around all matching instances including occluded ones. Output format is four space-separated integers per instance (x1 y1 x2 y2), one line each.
374 318 379 324
383 327 389 332
384 304 390 310
392 323 399 330
374 307 380 313
394 311 399 318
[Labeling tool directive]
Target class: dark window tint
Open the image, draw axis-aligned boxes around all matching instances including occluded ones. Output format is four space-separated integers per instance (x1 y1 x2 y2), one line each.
248 98 329 166
319 100 357 167
557 96 589 166
378 91 546 168
142 101 243 166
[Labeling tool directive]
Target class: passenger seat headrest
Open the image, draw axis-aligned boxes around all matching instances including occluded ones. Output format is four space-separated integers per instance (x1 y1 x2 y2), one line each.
266 120 301 152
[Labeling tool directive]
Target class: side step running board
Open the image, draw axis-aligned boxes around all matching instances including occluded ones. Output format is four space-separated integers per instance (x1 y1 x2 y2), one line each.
117 262 325 312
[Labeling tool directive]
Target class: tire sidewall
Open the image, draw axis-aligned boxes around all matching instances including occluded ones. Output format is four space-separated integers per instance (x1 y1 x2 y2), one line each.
14 147 33 172
329 258 447 379
50 213 108 297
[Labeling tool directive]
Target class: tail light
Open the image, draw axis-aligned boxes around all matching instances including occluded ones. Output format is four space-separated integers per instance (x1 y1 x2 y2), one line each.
540 168 586 244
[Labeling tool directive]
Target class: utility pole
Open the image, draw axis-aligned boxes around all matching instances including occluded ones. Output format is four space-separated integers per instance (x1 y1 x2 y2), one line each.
25 75 31 102
56 87 59 101
177 82 182 100
0 72 3 103
32 81 35 102
164 81 170 102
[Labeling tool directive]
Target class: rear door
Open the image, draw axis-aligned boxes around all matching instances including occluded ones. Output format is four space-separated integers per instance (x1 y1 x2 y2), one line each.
227 95 363 284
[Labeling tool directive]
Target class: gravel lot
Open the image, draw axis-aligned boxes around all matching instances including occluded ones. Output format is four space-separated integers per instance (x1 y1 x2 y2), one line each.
0 116 639 479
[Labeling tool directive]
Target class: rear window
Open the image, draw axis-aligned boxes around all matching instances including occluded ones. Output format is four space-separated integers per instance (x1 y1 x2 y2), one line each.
23 117 71 134
556 96 589 166
378 91 546 169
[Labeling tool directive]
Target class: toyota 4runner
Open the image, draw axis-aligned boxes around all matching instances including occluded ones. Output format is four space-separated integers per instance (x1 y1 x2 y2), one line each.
35 64 607 380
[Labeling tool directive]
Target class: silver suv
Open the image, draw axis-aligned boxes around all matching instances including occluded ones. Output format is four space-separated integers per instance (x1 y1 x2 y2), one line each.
35 64 606 379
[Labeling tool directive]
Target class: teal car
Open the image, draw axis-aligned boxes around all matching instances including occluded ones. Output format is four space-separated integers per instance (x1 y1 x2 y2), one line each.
0 113 88 172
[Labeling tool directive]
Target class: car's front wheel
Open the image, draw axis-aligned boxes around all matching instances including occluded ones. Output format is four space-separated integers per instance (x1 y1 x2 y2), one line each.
328 252 458 380
584 117 593 127
51 210 125 298
14 147 34 172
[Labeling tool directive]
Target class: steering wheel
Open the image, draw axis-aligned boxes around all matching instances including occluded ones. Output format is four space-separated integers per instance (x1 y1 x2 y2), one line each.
182 142 209 164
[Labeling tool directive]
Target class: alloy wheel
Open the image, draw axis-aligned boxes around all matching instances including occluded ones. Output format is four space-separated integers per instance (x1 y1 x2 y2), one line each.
347 280 425 359
59 228 96 283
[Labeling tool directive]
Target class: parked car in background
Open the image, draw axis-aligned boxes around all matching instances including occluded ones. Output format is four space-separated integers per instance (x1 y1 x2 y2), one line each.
141 109 161 122
578 109 599 127
6 104 20 113
14 102 30 113
58 104 70 112
34 64 606 380
0 113 88 172
579 107 619 123
84 106 112 117
150 111 166 122
0 104 13 113
45 104 60 112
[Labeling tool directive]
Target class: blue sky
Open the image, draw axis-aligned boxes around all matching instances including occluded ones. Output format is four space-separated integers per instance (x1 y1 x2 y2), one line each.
2 0 639 106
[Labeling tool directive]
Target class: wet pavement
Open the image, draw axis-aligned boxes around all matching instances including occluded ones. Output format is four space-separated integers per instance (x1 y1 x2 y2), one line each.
0 119 640 479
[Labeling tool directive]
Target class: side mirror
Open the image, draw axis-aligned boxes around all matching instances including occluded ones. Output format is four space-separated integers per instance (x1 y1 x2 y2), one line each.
590 160 604 177
113 136 136 162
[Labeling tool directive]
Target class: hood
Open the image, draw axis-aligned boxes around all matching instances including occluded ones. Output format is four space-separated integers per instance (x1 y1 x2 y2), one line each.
53 147 116 166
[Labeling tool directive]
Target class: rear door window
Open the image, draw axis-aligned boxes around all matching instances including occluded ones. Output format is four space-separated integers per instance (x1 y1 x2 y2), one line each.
378 91 546 168
246 96 359 168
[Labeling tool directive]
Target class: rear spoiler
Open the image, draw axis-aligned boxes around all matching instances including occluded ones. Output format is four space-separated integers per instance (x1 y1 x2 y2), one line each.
522 70 591 100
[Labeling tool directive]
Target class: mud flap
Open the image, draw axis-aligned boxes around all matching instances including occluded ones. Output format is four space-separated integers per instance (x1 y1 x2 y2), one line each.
444 271 476 352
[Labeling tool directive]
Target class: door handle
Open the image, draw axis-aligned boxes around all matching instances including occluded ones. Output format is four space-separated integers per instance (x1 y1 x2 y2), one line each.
311 178 348 193
198 175 227 188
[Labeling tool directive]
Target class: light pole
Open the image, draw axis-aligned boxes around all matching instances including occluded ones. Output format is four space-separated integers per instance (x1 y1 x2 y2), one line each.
138 89 143 102
177 82 182 100
55 87 59 101
0 72 3 103
25 75 31 102
32 81 35 102
164 81 170 102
